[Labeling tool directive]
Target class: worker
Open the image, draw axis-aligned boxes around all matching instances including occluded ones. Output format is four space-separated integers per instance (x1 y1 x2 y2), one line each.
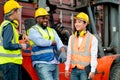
28 7 67 80
65 12 98 80
0 0 29 80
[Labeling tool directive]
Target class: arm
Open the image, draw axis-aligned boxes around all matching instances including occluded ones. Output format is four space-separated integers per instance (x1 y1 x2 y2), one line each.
88 36 98 79
52 29 65 51
2 24 22 50
65 36 72 71
90 36 98 72
65 36 72 78
53 29 68 63
28 28 52 46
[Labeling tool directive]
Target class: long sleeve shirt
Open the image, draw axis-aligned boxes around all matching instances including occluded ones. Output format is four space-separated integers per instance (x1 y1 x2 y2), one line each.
2 21 22 50
65 33 98 72
28 25 64 64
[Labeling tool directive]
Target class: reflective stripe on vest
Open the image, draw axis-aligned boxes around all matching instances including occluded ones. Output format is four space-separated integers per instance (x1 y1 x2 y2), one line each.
32 24 54 40
31 24 55 61
0 53 21 57
32 48 53 55
70 32 93 70
0 20 22 64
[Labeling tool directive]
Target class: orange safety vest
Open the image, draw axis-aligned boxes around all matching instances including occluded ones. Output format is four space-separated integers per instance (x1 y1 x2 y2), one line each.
70 32 93 70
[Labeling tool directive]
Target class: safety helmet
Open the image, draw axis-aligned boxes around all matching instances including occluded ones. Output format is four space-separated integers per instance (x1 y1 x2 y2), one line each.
74 12 89 24
4 0 22 14
35 7 49 18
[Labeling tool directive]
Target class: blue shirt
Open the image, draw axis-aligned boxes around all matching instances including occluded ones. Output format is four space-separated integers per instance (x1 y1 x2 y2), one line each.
28 25 64 50
2 20 22 50
28 24 64 64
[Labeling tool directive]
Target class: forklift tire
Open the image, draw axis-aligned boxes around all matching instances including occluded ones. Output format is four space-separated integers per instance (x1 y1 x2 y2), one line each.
110 62 120 80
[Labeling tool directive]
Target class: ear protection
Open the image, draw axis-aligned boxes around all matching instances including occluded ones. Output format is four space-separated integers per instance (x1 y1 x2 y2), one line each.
74 30 86 37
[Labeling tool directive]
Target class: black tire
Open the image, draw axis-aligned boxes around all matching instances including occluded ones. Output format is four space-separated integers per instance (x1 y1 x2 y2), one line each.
110 62 120 80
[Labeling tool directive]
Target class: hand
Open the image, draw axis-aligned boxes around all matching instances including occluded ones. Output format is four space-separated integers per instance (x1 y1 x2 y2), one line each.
21 43 27 50
65 70 70 78
22 34 29 42
58 52 67 63
88 72 95 79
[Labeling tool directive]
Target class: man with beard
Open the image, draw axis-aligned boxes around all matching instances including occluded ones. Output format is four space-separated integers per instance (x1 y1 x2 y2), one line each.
28 7 66 80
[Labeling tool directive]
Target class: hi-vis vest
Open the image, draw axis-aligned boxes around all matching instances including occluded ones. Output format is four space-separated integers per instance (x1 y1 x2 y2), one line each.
31 24 55 62
70 32 93 70
0 20 22 64
26 29 34 46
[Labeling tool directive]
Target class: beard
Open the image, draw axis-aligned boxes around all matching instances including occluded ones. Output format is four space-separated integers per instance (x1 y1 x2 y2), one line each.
40 21 48 29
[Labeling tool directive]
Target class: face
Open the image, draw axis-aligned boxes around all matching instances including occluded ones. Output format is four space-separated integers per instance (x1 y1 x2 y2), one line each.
13 9 21 21
74 18 87 32
36 16 49 28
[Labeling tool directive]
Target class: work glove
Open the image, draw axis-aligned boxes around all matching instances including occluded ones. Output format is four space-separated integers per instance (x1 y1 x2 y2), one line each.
58 52 67 63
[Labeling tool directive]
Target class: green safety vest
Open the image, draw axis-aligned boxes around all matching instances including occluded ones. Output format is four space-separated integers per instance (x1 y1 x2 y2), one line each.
27 24 55 46
30 24 55 62
32 24 54 41
26 30 34 46
0 20 22 64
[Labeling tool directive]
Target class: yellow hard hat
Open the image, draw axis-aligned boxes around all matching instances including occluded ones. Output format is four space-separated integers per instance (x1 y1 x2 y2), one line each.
35 7 49 18
4 0 22 14
74 12 89 23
